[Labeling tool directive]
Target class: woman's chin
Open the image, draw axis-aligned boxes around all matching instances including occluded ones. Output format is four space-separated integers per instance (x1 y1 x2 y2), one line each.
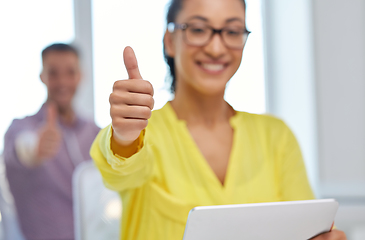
194 82 227 97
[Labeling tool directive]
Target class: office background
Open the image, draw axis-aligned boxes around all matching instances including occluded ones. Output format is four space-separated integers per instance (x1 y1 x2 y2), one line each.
0 0 364 239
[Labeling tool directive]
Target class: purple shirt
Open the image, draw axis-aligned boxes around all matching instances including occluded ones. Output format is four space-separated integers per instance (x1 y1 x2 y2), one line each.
4 104 100 240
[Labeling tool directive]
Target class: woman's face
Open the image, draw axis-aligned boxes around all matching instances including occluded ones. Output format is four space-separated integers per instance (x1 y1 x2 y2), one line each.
165 0 246 96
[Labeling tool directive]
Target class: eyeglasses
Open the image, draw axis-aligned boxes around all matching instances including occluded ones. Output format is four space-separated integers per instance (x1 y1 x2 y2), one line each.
168 22 251 49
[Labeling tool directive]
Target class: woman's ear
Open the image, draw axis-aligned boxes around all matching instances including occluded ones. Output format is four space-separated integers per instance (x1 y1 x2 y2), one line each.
164 30 175 57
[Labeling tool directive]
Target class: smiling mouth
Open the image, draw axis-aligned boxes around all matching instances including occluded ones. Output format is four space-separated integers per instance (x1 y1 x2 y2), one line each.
197 62 228 74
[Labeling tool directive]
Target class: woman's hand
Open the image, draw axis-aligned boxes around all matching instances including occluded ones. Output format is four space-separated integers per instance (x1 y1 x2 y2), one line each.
310 229 347 240
109 46 154 146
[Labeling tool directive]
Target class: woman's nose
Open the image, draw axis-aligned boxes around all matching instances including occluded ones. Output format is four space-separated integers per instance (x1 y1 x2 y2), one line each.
203 33 227 59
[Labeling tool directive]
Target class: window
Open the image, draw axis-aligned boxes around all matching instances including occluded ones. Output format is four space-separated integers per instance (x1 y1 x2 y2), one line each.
225 0 266 114
92 0 266 128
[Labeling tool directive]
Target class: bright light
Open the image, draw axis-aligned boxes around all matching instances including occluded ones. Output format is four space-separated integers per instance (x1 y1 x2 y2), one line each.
0 1 74 153
225 0 266 113
92 0 172 128
104 198 122 220
92 0 266 128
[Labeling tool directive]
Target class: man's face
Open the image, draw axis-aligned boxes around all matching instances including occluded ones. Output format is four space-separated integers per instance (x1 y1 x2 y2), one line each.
40 51 81 110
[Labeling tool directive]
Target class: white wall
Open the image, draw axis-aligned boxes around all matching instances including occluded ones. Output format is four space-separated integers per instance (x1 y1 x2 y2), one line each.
91 0 266 128
262 0 318 194
263 0 365 238
313 0 365 199
313 1 365 237
73 0 95 120
0 0 75 153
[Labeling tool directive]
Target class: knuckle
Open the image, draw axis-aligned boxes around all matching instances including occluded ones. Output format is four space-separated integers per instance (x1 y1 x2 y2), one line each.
111 119 117 127
109 92 120 105
110 105 117 115
145 108 152 119
141 107 151 119
109 92 126 105
138 119 148 129
110 106 122 118
143 119 149 128
144 95 153 106
148 96 155 109
112 80 122 91
109 93 115 104
145 80 153 89
145 81 154 93
113 80 129 92
111 118 123 129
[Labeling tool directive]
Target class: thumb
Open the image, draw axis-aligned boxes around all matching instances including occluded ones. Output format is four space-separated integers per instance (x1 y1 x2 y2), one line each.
46 102 58 127
123 46 143 80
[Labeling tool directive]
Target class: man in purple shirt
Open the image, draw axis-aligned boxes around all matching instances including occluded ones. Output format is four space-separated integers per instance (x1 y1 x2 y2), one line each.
3 43 100 240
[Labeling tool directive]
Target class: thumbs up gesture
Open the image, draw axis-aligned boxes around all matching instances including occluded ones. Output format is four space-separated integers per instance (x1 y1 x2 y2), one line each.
110 47 154 146
35 102 62 163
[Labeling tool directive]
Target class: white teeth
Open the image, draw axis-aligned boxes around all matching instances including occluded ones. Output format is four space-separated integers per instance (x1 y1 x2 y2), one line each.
201 63 224 71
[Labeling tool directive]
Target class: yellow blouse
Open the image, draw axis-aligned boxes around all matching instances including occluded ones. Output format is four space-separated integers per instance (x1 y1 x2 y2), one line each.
90 102 314 240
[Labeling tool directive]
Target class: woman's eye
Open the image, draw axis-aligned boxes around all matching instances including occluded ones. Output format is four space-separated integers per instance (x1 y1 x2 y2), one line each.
226 29 242 36
190 27 206 34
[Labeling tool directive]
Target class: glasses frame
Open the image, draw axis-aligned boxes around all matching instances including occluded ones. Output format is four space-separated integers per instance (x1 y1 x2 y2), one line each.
167 22 251 50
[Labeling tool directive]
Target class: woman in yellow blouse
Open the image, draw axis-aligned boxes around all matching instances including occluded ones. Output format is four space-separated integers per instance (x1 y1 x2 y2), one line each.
91 0 346 239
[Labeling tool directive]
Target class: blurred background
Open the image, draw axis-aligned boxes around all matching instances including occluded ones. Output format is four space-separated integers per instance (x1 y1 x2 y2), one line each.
0 0 364 239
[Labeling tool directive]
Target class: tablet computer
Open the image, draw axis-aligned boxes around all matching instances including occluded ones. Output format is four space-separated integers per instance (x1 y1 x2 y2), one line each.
182 199 338 240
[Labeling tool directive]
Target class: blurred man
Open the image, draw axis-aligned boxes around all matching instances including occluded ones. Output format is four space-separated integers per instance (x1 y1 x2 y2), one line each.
3 43 100 240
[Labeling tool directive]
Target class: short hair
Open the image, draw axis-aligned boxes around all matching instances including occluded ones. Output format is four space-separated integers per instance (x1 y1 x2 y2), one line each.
41 43 79 63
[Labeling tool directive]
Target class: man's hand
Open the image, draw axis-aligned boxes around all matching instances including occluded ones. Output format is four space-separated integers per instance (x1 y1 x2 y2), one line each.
35 102 62 164
109 46 154 146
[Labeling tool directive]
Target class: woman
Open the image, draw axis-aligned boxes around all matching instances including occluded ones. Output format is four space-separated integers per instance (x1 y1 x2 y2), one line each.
91 0 346 239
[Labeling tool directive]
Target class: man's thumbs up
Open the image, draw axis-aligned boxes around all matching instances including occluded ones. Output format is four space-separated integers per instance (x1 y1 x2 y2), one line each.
34 102 62 165
109 46 154 147
46 102 58 128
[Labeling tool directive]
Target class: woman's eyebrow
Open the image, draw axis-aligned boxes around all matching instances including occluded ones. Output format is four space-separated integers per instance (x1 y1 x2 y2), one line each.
226 17 244 23
186 15 208 22
185 16 244 24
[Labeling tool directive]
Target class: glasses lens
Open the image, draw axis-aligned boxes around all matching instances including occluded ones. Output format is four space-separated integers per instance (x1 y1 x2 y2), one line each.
184 24 212 46
222 28 248 49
